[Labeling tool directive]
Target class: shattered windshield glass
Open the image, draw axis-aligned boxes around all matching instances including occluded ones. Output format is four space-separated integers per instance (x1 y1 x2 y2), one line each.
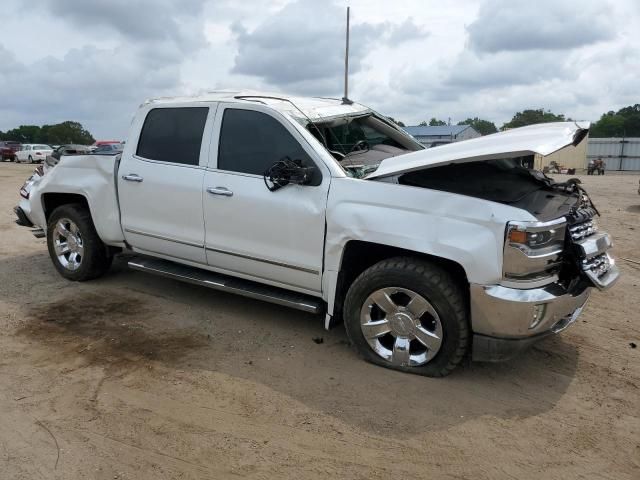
307 114 421 178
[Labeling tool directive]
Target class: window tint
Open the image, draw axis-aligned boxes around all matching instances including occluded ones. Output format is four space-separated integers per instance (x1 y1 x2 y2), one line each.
218 109 313 175
137 107 208 165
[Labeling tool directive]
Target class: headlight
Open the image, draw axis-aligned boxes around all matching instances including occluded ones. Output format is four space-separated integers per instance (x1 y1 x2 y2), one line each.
503 219 566 282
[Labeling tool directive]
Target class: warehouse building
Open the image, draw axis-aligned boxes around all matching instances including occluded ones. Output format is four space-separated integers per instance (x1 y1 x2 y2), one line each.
403 125 481 148
587 137 640 171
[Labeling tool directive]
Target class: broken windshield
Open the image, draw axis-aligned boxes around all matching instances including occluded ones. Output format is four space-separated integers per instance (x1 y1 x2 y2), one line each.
307 114 422 178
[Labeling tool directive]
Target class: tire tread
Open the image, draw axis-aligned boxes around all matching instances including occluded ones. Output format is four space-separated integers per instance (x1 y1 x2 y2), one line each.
344 256 469 377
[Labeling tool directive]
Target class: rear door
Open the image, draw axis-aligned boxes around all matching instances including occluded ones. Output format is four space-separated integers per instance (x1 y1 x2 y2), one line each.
118 104 216 263
203 103 330 293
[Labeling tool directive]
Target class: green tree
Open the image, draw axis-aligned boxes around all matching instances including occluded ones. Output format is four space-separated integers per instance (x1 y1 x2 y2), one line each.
590 104 640 137
418 118 447 126
457 117 498 135
502 109 566 129
0 121 95 144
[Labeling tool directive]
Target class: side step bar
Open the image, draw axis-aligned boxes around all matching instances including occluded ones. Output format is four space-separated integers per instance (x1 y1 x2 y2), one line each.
127 256 323 314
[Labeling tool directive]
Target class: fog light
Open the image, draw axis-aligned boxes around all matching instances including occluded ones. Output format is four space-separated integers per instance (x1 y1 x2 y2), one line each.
529 303 547 329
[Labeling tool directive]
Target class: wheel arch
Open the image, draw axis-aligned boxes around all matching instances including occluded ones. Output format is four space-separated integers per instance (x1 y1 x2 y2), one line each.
41 192 90 221
330 240 469 323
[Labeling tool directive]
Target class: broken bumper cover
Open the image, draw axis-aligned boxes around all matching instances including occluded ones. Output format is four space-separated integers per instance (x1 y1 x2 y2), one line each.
470 281 595 362
14 206 34 228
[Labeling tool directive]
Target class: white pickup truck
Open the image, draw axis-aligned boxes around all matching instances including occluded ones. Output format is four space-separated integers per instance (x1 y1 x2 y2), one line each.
15 91 619 376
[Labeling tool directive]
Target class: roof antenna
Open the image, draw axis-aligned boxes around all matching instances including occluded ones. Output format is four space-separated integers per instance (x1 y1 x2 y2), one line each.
342 6 353 105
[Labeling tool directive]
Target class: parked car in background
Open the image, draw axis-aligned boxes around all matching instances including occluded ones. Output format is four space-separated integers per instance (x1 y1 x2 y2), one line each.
90 140 121 152
44 144 92 172
92 143 123 154
0 141 21 161
15 144 53 164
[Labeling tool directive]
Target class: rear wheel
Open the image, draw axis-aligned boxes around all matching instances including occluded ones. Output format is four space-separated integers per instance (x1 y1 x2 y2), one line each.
46 204 112 281
344 257 469 377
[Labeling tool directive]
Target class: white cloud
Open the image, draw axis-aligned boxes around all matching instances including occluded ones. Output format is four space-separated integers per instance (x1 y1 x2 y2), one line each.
466 0 615 53
0 0 637 136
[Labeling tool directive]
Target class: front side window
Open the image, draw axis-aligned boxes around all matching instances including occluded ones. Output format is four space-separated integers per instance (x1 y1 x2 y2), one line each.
218 109 313 175
137 107 208 165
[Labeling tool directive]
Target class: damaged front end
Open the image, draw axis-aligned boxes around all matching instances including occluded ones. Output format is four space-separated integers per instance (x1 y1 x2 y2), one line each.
353 122 619 360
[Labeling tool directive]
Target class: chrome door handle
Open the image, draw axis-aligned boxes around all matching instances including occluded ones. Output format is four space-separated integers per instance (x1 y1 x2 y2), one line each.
122 174 143 182
207 186 233 197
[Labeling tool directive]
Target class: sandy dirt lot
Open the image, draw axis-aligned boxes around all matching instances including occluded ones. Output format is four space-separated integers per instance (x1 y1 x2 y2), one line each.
0 162 638 479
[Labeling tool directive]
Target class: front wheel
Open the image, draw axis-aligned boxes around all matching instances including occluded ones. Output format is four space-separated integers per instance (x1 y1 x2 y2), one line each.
46 204 112 281
343 257 469 377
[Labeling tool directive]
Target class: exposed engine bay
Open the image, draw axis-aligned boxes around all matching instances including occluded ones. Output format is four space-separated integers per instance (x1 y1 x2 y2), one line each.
398 158 592 221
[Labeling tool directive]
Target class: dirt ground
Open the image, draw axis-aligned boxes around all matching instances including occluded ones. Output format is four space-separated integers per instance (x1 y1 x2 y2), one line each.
0 162 638 480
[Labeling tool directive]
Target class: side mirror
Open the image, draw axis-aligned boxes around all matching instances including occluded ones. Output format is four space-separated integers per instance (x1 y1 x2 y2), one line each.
263 157 315 192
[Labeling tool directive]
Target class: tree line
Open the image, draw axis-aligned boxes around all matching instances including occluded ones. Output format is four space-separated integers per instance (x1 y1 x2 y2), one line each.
0 121 95 145
3 104 639 144
393 103 640 137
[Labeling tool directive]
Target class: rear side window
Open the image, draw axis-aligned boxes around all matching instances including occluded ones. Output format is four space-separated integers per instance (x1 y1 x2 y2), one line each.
218 109 312 175
137 107 208 165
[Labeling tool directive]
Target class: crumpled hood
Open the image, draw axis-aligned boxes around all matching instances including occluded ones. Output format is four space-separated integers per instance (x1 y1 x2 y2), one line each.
366 121 590 179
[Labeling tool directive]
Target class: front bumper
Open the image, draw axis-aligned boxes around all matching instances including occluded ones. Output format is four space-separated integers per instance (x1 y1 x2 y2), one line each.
472 264 620 362
470 281 592 362
470 255 619 362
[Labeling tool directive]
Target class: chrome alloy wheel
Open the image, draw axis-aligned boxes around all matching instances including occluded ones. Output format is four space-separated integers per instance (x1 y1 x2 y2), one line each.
360 287 443 367
53 218 84 271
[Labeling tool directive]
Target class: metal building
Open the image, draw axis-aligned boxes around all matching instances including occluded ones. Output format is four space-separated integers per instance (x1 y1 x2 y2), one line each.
587 138 640 171
403 125 481 148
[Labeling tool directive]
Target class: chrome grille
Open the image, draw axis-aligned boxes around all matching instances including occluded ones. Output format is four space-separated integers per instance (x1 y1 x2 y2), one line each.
582 253 610 277
569 220 596 241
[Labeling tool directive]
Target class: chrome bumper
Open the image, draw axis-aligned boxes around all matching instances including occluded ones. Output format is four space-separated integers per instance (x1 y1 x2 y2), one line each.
470 282 591 362
470 281 592 339
470 258 619 362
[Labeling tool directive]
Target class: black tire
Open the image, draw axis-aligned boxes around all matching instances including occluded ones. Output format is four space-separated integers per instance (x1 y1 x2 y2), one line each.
343 257 469 377
46 204 113 281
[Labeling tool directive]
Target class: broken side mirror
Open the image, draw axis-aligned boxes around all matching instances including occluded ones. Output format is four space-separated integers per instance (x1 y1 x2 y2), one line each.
263 157 315 192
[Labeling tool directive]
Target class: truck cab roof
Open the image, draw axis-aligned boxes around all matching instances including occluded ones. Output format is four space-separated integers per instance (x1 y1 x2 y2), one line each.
142 90 371 124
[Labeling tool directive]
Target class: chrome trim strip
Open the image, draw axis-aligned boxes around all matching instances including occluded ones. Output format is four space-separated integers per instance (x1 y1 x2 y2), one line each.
206 247 320 275
508 217 567 231
124 228 204 248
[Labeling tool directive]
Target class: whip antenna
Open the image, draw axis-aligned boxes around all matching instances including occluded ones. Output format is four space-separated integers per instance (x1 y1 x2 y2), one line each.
342 7 353 105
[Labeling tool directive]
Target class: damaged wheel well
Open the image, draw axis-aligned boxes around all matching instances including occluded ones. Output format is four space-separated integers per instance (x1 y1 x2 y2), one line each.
42 193 89 220
332 240 469 321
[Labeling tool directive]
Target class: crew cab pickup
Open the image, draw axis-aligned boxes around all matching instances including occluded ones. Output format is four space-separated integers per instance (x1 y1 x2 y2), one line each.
14 91 619 376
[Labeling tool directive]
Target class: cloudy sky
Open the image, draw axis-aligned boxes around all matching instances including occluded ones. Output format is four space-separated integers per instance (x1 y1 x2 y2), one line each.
1 0 638 139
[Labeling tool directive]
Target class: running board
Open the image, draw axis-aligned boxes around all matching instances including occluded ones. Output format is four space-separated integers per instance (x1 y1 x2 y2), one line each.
127 256 323 314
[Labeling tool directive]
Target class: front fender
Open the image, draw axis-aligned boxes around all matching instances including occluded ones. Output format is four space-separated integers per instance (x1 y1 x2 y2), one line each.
325 177 538 286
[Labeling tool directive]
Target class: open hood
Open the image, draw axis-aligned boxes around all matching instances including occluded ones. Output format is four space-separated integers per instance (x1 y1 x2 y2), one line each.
365 121 590 179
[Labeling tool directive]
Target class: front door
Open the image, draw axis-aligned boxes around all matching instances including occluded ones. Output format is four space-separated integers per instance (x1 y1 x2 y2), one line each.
118 104 215 263
203 104 330 293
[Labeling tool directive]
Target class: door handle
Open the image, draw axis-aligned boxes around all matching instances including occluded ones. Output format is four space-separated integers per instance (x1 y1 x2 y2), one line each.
207 186 233 197
122 174 143 182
